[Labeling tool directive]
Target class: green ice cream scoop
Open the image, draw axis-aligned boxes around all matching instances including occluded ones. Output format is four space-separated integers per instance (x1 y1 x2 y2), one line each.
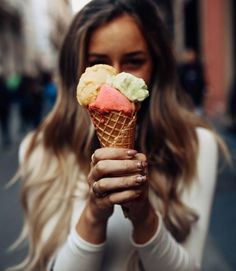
106 72 149 102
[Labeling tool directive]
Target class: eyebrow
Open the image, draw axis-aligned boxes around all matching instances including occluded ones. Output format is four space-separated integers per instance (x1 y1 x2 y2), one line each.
124 51 147 57
88 53 108 58
88 51 147 58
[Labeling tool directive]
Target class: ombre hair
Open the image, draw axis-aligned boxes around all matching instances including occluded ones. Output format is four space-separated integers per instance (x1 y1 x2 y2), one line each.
9 0 218 270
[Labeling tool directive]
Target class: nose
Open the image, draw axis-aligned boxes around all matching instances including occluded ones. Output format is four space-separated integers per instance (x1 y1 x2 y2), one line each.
112 62 122 73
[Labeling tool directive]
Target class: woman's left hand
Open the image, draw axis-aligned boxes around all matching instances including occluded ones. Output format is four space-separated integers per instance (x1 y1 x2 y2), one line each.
90 147 158 243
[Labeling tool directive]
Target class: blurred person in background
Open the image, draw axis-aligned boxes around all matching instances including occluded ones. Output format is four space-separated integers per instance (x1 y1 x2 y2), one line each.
17 74 43 133
178 48 206 116
0 76 12 148
8 0 228 271
41 71 57 115
6 73 22 103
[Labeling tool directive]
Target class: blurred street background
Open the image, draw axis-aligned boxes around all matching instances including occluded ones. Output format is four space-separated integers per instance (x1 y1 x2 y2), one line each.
0 0 236 270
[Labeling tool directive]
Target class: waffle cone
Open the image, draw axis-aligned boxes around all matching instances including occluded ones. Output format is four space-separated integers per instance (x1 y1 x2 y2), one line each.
89 109 136 149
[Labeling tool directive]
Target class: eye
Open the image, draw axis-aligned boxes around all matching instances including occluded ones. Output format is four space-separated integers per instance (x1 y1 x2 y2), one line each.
123 58 146 69
87 56 109 67
88 61 104 66
88 60 107 66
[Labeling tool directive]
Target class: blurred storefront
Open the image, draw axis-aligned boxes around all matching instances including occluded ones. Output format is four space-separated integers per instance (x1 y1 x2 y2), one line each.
174 0 235 117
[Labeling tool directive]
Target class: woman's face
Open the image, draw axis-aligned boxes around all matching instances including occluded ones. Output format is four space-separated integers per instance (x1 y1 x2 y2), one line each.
88 14 153 86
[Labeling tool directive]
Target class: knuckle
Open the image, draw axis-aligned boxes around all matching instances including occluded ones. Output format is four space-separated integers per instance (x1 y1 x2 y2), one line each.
87 172 93 185
96 180 104 191
95 161 106 174
93 150 99 162
106 194 115 206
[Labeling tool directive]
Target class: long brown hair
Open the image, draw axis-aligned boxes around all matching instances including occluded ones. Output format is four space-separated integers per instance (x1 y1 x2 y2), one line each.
9 0 216 270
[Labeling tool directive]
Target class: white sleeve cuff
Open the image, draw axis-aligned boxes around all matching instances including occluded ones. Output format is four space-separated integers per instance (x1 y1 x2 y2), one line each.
69 227 106 254
53 227 105 271
130 212 163 248
130 213 196 271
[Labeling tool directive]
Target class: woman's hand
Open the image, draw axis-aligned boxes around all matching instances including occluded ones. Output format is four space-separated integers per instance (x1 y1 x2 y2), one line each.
88 147 148 221
89 147 158 243
76 147 158 244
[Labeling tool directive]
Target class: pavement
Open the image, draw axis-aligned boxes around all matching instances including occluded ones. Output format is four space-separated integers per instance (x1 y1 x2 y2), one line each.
0 106 236 271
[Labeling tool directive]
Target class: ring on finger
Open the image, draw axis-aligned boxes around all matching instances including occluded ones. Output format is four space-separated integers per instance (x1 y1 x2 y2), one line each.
92 182 107 198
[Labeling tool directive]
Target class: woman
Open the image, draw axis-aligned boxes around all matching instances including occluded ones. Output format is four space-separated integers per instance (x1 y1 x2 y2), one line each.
9 0 223 270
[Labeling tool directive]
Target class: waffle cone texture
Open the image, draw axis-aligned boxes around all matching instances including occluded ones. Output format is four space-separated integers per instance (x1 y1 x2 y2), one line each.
89 109 136 149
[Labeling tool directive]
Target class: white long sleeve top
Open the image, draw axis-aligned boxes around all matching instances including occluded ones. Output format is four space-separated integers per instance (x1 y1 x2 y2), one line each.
20 127 218 271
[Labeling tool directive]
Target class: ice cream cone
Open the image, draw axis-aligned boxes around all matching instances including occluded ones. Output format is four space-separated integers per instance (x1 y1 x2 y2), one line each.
77 64 148 150
89 109 136 149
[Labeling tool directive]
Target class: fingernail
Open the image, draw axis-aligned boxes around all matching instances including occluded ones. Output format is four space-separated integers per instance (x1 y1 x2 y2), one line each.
136 175 146 184
142 161 148 168
137 161 142 169
137 161 148 169
127 149 137 156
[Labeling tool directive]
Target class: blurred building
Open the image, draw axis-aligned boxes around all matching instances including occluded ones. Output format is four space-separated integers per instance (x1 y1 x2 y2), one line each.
47 0 72 52
174 0 235 116
0 0 72 77
0 0 25 76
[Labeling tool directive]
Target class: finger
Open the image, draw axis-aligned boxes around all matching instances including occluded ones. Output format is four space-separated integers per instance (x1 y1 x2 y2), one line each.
92 148 138 164
92 182 107 198
105 189 143 205
134 153 147 162
94 175 147 194
92 159 148 181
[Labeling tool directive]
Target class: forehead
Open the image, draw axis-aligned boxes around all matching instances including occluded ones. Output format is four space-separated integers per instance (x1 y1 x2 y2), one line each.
88 14 148 53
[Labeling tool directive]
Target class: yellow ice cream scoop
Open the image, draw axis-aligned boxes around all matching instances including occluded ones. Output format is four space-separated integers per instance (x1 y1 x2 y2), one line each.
76 64 117 106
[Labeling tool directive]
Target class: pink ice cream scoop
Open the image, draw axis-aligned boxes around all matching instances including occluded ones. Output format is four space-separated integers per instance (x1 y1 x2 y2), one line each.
88 84 135 116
